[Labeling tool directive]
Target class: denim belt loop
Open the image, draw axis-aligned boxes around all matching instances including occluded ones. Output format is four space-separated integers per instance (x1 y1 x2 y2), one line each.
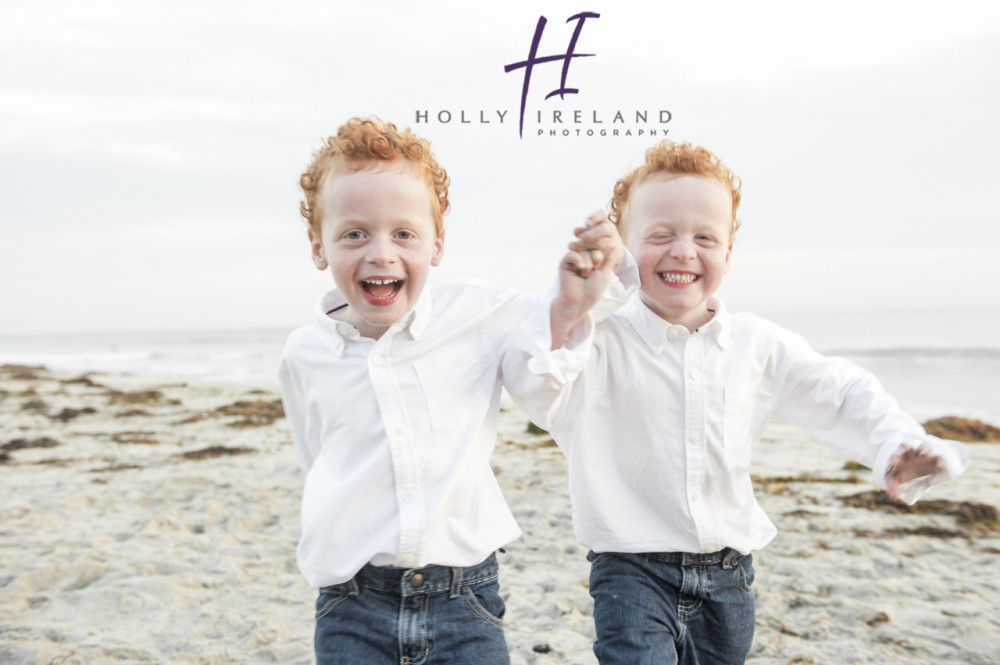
721 548 741 570
345 576 360 596
449 565 464 598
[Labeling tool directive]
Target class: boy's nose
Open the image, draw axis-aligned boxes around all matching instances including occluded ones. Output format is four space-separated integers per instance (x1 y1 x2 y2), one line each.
670 237 697 260
366 236 397 264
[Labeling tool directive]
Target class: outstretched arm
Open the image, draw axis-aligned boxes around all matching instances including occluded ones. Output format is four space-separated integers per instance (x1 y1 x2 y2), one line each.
773 334 968 505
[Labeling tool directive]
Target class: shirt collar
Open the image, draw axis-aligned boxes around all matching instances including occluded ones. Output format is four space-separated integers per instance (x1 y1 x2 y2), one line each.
703 297 731 349
406 288 433 339
312 288 434 355
623 293 731 352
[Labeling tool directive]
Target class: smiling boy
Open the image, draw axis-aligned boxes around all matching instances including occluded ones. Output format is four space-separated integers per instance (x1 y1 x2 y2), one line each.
505 139 969 665
307 159 444 337
279 117 624 665
623 173 733 330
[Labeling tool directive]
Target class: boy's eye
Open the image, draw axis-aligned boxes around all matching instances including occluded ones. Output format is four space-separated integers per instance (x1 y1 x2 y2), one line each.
344 230 364 240
396 230 414 240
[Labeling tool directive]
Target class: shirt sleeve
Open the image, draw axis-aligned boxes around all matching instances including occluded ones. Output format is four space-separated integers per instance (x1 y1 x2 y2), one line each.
500 250 636 430
278 346 320 474
583 247 639 324
772 334 968 504
501 293 599 433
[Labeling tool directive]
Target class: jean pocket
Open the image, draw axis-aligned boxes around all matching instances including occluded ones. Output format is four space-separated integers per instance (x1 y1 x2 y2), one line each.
586 551 616 569
588 551 643 570
315 586 350 619
736 555 755 594
462 582 505 628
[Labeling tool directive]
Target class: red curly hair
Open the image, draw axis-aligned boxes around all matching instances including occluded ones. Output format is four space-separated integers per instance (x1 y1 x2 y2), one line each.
299 117 450 238
609 140 742 243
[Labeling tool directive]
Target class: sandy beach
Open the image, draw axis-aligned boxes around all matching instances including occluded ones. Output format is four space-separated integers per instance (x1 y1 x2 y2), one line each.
1 364 998 665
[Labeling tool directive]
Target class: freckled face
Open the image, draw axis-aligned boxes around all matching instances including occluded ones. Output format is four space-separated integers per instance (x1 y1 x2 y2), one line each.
309 162 443 339
625 174 733 331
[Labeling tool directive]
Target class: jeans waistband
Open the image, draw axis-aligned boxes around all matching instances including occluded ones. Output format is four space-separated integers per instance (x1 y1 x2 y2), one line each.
323 552 499 598
647 548 744 569
590 548 746 570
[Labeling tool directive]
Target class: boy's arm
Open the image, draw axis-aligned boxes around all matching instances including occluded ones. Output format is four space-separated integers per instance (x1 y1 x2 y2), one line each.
278 354 320 473
502 213 630 432
773 339 968 504
550 212 627 350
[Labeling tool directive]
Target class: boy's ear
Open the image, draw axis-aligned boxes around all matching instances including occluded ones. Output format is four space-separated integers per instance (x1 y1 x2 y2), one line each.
430 233 445 267
724 243 733 273
308 230 329 271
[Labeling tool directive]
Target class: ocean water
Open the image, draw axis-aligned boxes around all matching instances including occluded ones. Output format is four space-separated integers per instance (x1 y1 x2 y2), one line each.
761 308 1000 422
1 308 998 423
0 328 291 390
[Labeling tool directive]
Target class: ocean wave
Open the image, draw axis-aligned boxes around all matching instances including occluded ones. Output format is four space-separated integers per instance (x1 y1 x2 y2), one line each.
829 347 1000 360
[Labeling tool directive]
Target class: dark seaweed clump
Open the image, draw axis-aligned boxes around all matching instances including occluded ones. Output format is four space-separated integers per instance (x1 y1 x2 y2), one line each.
922 416 1000 443
841 490 999 534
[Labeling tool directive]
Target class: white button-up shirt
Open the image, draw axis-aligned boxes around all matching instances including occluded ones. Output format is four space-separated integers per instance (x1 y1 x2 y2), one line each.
279 280 538 588
504 293 969 556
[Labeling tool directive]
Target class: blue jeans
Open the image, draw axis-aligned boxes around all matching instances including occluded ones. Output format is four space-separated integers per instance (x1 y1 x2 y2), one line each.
587 549 756 665
314 553 509 665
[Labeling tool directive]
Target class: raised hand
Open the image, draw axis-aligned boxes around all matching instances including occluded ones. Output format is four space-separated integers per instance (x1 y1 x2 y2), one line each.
550 211 624 349
567 211 624 274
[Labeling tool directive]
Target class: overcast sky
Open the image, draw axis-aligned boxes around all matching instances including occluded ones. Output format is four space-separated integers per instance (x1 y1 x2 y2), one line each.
1 0 998 335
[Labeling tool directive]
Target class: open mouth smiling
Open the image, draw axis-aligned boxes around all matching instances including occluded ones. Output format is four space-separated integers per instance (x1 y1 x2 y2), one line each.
360 278 403 301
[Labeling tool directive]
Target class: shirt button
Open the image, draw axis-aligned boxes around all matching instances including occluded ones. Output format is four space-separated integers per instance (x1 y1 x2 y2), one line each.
393 424 404 437
410 573 425 588
690 370 701 380
372 355 384 366
667 328 679 339
691 434 702 444
403 492 415 503
403 555 416 566
336 324 350 335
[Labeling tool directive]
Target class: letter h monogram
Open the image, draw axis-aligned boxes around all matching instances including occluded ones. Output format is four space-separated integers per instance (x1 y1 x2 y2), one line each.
504 12 600 138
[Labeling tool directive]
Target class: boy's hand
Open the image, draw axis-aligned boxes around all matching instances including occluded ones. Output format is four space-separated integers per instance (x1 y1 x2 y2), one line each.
550 212 624 349
885 443 946 501
567 211 624 275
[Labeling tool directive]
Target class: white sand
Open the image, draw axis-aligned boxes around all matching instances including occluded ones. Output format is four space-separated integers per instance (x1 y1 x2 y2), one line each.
1 366 998 665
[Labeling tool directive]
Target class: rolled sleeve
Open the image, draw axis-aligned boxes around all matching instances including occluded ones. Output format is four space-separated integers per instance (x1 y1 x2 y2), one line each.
503 296 597 431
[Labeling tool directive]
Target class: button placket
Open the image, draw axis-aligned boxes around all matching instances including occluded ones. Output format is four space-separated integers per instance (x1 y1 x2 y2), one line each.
370 330 426 569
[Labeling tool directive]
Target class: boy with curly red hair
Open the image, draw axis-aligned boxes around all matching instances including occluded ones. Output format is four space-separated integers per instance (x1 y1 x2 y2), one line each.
506 139 969 665
280 117 625 664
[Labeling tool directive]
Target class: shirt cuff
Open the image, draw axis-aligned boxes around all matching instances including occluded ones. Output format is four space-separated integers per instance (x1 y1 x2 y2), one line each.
616 248 641 291
589 273 636 323
515 297 594 385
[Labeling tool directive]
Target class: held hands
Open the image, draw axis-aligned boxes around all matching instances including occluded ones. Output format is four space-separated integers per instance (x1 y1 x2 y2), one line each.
885 443 946 501
563 210 624 278
550 211 625 349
